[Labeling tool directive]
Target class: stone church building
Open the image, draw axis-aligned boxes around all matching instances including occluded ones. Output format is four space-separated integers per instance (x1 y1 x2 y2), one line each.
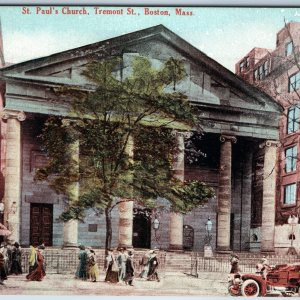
0 25 281 252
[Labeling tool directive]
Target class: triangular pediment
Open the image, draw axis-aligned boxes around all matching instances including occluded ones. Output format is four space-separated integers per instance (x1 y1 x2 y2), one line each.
0 24 282 119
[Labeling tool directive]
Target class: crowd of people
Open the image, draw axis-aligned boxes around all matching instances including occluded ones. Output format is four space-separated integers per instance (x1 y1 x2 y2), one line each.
76 246 161 285
0 241 46 285
0 242 161 286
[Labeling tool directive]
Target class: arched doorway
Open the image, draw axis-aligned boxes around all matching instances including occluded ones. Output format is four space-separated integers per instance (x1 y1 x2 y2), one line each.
133 209 151 249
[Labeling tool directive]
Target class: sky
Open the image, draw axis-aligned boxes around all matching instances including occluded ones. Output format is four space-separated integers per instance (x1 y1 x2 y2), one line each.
1 6 300 71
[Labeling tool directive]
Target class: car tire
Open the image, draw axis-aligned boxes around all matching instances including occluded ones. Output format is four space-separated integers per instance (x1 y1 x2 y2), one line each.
241 279 260 297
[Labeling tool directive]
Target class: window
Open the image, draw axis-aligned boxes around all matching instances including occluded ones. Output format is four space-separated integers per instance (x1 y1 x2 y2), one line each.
289 72 300 92
287 106 299 133
285 146 298 172
254 60 268 80
284 183 296 204
254 69 258 81
263 61 269 76
239 57 249 72
88 224 98 232
286 41 293 56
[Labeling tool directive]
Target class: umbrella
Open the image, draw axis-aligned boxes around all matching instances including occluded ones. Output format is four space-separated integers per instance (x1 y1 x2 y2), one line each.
0 223 11 236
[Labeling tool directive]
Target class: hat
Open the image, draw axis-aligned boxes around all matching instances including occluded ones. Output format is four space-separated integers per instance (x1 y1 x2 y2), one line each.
79 245 85 250
14 242 20 248
38 245 45 250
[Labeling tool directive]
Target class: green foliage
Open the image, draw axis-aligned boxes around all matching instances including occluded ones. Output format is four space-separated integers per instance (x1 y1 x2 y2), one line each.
36 56 214 224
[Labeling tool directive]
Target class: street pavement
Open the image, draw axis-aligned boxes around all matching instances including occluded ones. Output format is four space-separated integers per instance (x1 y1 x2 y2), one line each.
0 271 229 296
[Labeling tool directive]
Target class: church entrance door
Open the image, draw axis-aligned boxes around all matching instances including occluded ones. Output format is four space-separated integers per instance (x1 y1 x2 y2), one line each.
133 209 151 249
30 203 53 246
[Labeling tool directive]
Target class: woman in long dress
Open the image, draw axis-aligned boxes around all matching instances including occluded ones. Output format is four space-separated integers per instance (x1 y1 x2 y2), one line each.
139 250 151 279
104 249 118 283
88 249 100 282
147 250 160 282
75 245 88 280
124 251 135 286
26 246 46 281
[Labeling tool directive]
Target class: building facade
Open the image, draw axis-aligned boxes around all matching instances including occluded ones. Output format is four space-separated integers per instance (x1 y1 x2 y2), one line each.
236 21 300 253
0 25 281 251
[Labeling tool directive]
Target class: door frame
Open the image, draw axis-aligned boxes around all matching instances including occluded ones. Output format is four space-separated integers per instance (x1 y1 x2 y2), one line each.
30 203 53 246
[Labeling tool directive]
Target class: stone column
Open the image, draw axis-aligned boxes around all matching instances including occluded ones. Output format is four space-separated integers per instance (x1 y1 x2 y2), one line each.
169 132 185 250
260 140 278 252
217 135 236 252
118 199 133 248
63 138 79 247
118 135 134 248
0 109 26 244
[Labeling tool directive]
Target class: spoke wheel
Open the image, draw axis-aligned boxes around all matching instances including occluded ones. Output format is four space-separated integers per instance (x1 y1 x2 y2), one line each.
241 279 260 297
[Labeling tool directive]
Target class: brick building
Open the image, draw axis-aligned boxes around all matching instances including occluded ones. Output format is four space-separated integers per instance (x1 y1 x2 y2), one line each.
236 21 300 253
0 25 281 252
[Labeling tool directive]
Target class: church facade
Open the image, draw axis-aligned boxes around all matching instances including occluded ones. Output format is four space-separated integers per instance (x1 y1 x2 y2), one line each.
0 25 281 252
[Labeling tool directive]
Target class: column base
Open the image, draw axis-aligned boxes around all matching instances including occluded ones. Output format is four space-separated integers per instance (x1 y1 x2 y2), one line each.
216 246 232 254
63 243 78 248
169 244 183 251
118 243 133 249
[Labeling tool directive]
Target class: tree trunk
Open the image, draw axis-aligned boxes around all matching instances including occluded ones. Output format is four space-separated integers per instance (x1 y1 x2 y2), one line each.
105 207 112 252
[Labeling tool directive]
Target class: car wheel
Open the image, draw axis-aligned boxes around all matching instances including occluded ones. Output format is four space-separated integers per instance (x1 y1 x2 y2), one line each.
241 279 260 297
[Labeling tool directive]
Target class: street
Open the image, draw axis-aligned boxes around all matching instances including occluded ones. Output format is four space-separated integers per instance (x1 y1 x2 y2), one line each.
0 272 229 296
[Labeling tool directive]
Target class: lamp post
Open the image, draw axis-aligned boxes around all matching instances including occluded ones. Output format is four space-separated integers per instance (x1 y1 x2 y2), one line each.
204 217 213 258
287 215 298 255
153 215 160 247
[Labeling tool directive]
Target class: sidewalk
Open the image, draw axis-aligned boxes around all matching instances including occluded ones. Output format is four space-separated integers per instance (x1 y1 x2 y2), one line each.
0 272 229 296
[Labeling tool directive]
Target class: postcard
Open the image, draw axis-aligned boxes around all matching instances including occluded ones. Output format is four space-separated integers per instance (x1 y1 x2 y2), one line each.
0 4 300 298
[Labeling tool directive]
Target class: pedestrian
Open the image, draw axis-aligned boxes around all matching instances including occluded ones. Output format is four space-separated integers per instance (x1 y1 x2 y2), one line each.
139 250 151 279
0 245 7 285
26 245 46 281
28 244 38 273
117 247 127 283
104 248 119 283
147 249 160 282
229 254 240 274
10 242 22 275
88 249 99 282
124 250 135 286
75 245 88 280
1 243 9 276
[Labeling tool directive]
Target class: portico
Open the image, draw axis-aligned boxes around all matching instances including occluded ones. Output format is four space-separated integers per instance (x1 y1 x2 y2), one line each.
0 25 282 251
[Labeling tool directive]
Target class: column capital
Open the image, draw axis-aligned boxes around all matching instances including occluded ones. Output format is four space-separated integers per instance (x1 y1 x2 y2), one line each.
172 130 191 140
0 109 26 122
220 135 237 144
259 140 280 149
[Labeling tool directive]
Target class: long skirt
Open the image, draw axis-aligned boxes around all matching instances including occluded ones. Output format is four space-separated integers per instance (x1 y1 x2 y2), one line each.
105 263 119 283
26 263 45 281
89 264 100 282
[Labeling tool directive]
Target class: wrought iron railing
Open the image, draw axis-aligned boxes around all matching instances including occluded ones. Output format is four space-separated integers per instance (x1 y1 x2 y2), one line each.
20 248 166 276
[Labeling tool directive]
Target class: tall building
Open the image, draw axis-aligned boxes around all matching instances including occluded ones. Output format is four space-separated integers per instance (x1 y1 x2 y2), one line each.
236 21 300 253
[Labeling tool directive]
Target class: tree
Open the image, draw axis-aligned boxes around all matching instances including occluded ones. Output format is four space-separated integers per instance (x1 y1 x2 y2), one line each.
35 56 215 250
